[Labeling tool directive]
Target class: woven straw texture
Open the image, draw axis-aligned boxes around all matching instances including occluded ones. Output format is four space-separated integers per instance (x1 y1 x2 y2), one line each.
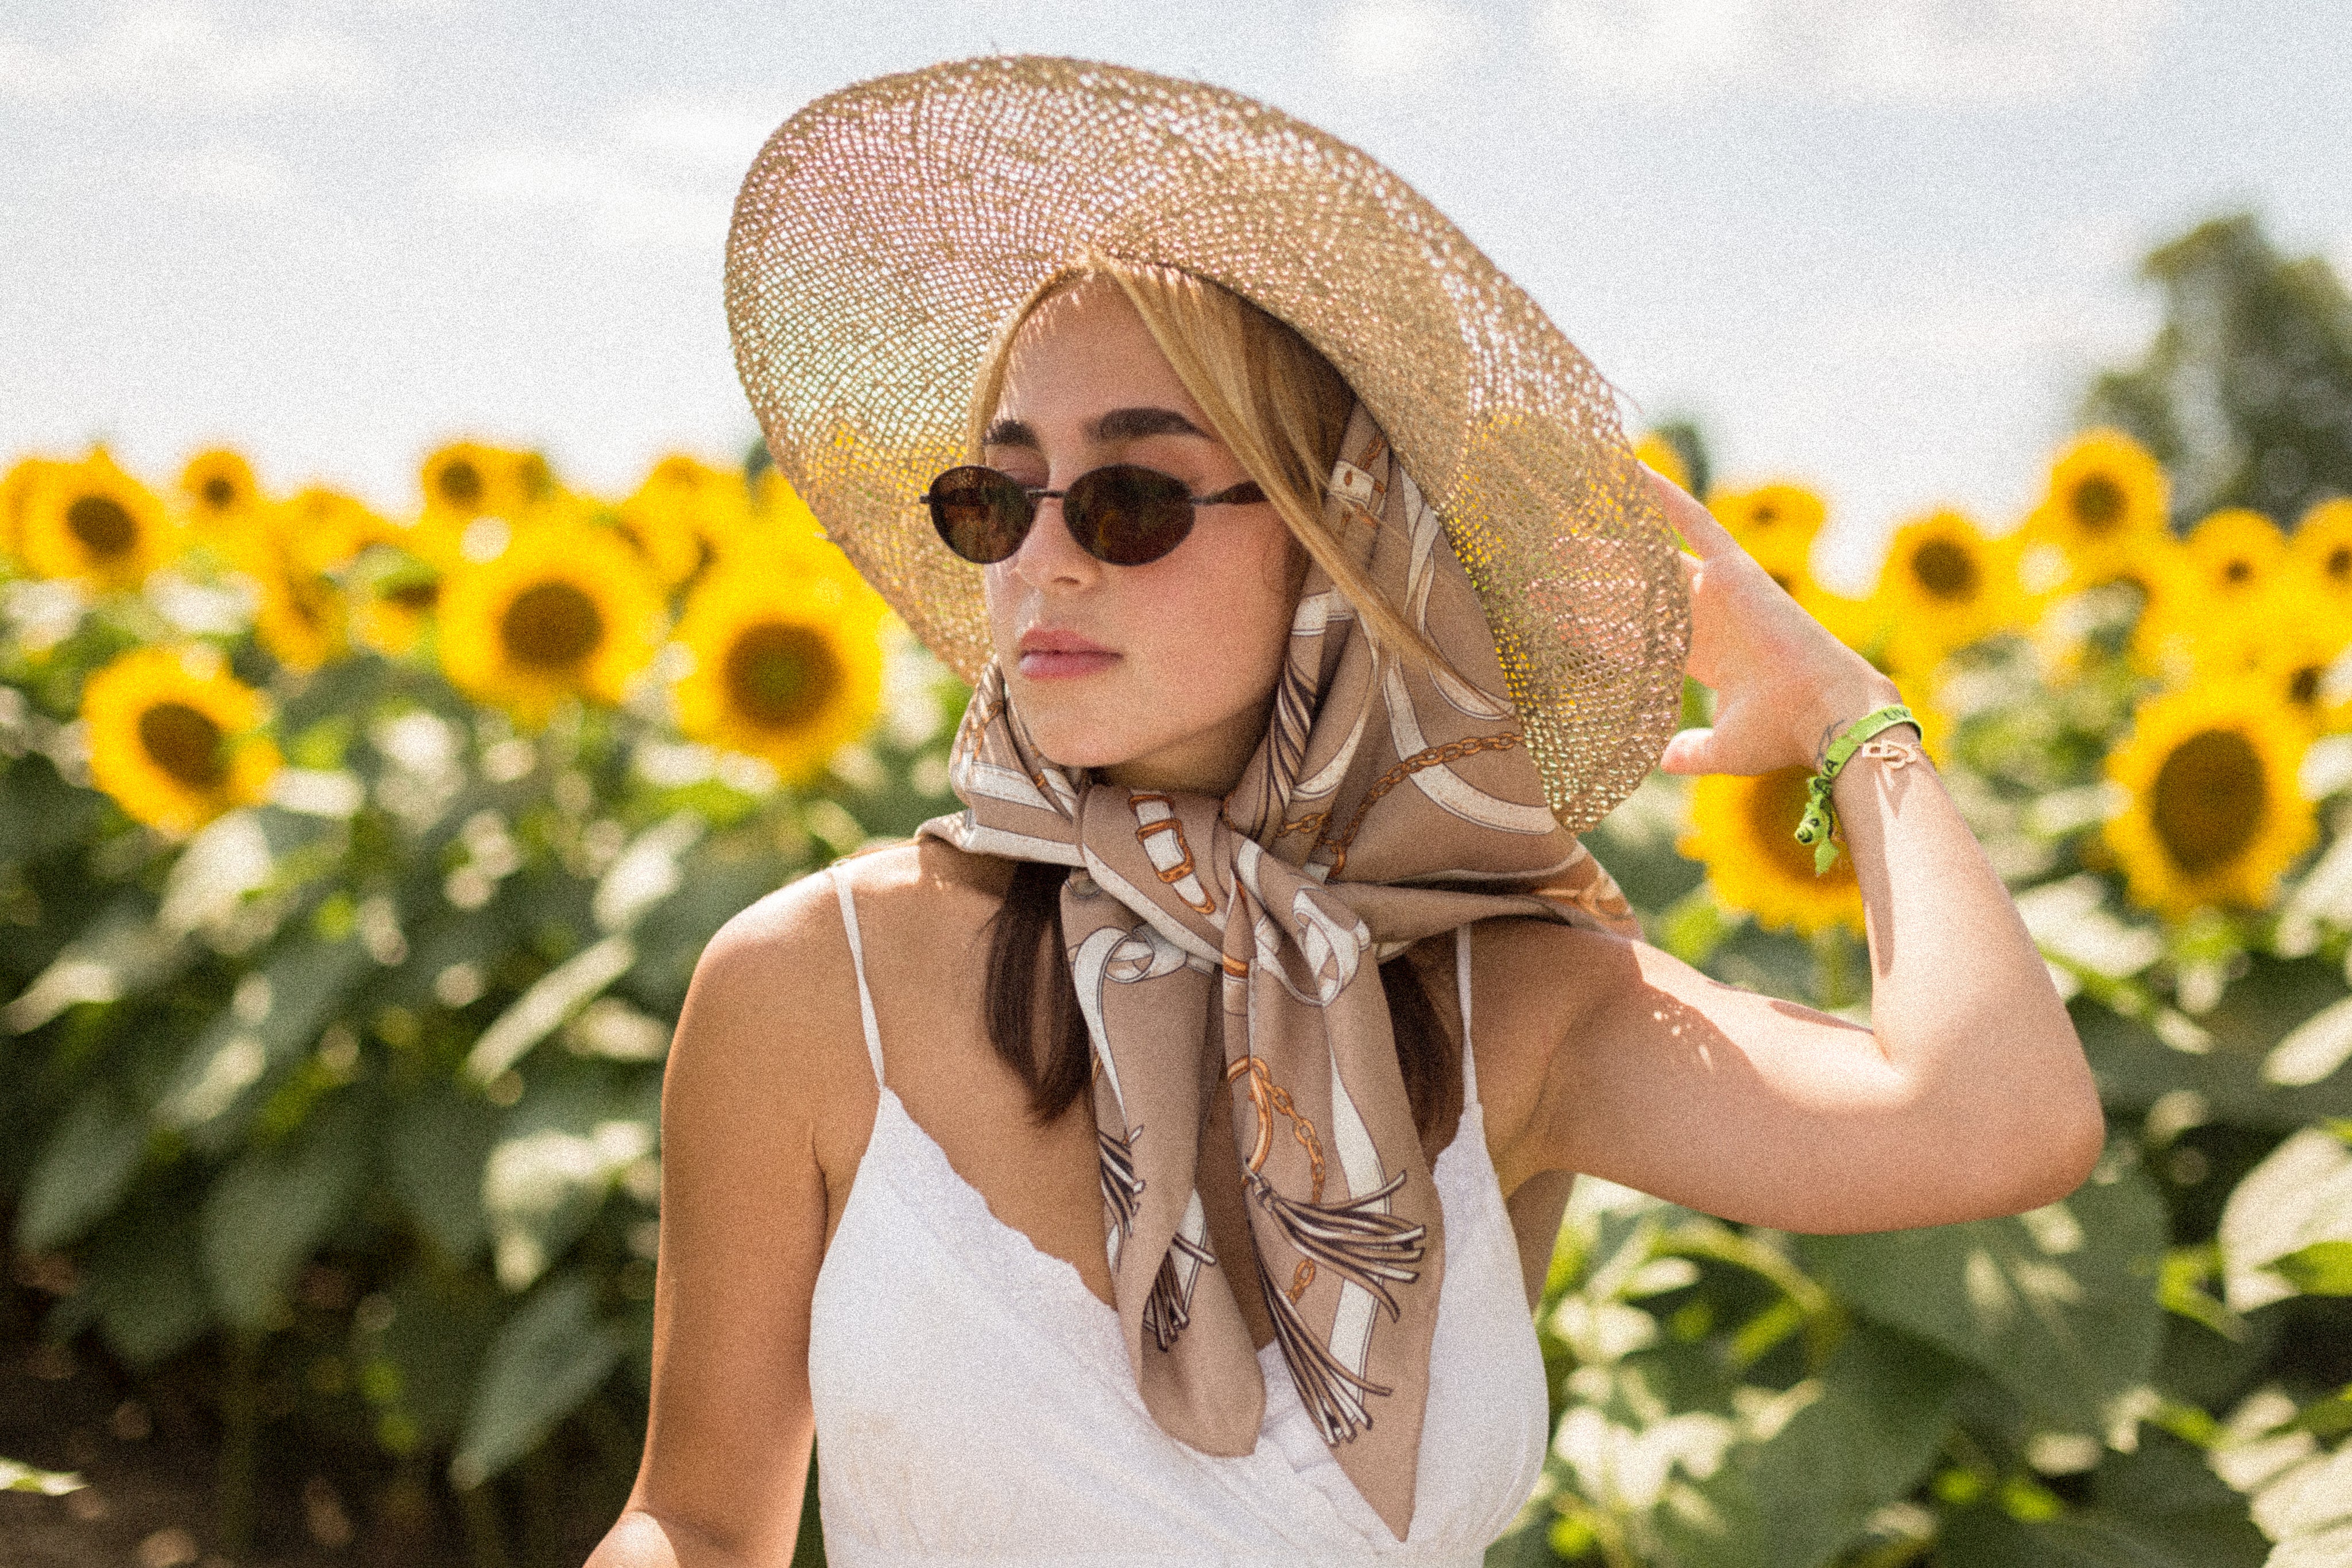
725 54 1689 830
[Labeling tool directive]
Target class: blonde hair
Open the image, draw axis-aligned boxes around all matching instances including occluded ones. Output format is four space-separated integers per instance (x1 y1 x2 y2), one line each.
963 258 1444 669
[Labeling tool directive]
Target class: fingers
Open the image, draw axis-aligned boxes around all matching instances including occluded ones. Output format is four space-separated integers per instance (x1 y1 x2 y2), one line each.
1641 466 1741 559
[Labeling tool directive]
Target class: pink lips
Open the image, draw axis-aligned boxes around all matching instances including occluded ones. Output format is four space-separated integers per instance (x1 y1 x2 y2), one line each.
1017 628 1119 680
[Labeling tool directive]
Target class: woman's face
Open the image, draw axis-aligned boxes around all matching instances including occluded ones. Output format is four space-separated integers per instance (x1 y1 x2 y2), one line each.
982 281 1300 796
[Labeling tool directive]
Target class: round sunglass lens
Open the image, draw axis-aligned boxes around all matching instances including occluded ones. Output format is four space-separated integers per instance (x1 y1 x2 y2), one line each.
928 466 1030 563
1066 466 1194 566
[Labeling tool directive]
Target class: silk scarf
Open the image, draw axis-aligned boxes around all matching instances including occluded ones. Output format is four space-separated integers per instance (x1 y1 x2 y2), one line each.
919 405 1641 1538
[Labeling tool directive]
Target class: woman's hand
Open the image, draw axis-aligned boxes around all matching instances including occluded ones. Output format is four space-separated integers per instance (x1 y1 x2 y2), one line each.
1645 467 1905 777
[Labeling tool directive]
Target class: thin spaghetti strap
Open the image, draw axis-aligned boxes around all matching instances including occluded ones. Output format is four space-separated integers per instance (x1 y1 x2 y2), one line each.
832 871 885 1085
1454 923 1477 1106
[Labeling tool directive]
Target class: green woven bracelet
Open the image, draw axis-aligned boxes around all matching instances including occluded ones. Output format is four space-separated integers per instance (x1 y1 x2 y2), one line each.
1793 704 1920 874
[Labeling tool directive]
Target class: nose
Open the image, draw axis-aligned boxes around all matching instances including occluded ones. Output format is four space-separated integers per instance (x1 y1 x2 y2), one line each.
1004 487 1100 592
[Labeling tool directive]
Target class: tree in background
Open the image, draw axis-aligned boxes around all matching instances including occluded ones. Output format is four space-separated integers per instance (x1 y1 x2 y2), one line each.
2086 213 2352 531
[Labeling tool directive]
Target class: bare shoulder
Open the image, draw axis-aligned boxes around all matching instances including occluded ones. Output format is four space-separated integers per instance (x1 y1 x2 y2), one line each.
825 834 1011 954
1453 914 1649 1182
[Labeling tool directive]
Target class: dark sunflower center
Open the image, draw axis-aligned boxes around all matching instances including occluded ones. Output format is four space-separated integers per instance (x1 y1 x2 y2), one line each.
500 581 604 670
139 702 229 791
2289 665 2322 707
1754 504 1779 526
2222 557 2252 586
384 579 439 611
67 495 137 559
2326 545 2350 584
2069 474 2126 534
516 454 554 502
1744 765 1851 886
724 622 840 730
2150 727 2266 876
200 476 238 511
436 459 484 508
1911 538 1979 601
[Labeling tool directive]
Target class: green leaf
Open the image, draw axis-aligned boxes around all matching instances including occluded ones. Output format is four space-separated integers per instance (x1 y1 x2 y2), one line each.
15 1086 146 1251
1936 1503 2196 1566
1664 1325 1963 1568
1796 1146 2168 1434
157 935 370 1145
2217 1128 2352 1311
2274 1241 2352 1295
361 1268 502 1446
80 1207 211 1364
200 1094 372 1333
450 1272 621 1489
386 1082 500 1262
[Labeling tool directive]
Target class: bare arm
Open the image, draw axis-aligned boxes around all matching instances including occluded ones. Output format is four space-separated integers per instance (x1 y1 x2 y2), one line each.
1498 475 2100 1233
586 875 866 1567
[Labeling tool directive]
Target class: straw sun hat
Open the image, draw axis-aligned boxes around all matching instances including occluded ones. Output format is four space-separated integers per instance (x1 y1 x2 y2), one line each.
725 53 1689 831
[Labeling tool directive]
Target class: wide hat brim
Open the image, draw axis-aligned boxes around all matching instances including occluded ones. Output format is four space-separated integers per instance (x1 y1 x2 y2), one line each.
725 54 1689 831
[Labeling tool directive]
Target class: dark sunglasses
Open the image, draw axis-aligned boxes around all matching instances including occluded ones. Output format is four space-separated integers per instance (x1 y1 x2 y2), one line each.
923 463 1266 567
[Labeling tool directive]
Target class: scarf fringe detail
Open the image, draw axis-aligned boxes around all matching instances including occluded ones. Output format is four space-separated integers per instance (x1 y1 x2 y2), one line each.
1255 1250 1391 1446
1248 1168 1426 1321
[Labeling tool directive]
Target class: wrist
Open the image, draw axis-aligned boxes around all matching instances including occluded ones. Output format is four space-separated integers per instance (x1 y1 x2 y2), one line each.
1800 668 1905 769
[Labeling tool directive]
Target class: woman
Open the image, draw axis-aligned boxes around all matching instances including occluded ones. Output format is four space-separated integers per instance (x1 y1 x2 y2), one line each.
593 57 2099 1567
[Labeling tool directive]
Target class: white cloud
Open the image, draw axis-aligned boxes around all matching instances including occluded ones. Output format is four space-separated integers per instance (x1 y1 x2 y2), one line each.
620 100 779 169
0 2 375 109
1333 1 1488 80
1535 0 2173 106
442 145 721 252
171 145 293 207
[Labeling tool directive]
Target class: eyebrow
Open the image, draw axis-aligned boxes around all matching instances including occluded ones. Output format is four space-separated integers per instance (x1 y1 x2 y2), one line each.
981 406 1211 450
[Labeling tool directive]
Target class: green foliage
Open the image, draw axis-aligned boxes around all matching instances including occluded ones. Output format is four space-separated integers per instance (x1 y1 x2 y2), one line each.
2085 213 2352 529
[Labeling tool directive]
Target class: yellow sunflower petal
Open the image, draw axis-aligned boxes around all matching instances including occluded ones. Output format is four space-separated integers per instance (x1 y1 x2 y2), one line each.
2101 681 2316 921
1633 431 1692 495
1710 481 1827 582
671 560 886 783
18 450 176 590
2183 507 2287 605
438 523 665 725
2291 496 2352 610
179 448 263 529
82 646 278 834
1678 766 1865 938
1869 509 2033 679
2025 428 2169 585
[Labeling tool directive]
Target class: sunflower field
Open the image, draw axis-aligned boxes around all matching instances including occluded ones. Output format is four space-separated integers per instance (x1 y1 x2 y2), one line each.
2 413 2350 1567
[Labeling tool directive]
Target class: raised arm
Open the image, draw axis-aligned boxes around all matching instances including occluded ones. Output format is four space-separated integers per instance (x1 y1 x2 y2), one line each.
587 875 868 1568
1493 473 2102 1234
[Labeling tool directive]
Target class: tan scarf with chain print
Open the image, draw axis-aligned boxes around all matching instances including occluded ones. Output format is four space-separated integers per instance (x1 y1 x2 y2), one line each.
919 404 1641 1539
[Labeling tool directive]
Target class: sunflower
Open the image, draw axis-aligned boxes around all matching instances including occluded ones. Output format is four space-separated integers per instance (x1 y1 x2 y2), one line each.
2102 682 2316 920
2187 585 2352 735
2183 508 2287 605
17 450 176 590
420 440 557 522
2292 496 2352 610
2025 429 2168 585
1 455 67 560
438 523 665 723
1680 765 1864 937
614 458 752 588
1633 431 1692 495
1870 509 2031 677
1711 482 1827 587
350 549 446 660
671 552 886 781
249 554 346 672
83 646 281 834
179 448 262 531
272 485 393 576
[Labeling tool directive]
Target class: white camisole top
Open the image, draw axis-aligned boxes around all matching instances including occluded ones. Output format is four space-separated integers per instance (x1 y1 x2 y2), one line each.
809 876 1550 1566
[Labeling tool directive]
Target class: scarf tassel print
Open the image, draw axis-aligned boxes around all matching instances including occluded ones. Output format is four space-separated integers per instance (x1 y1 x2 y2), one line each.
923 404 1642 1539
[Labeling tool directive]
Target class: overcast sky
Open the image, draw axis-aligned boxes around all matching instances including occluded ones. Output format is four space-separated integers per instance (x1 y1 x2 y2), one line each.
5 1 2347 586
